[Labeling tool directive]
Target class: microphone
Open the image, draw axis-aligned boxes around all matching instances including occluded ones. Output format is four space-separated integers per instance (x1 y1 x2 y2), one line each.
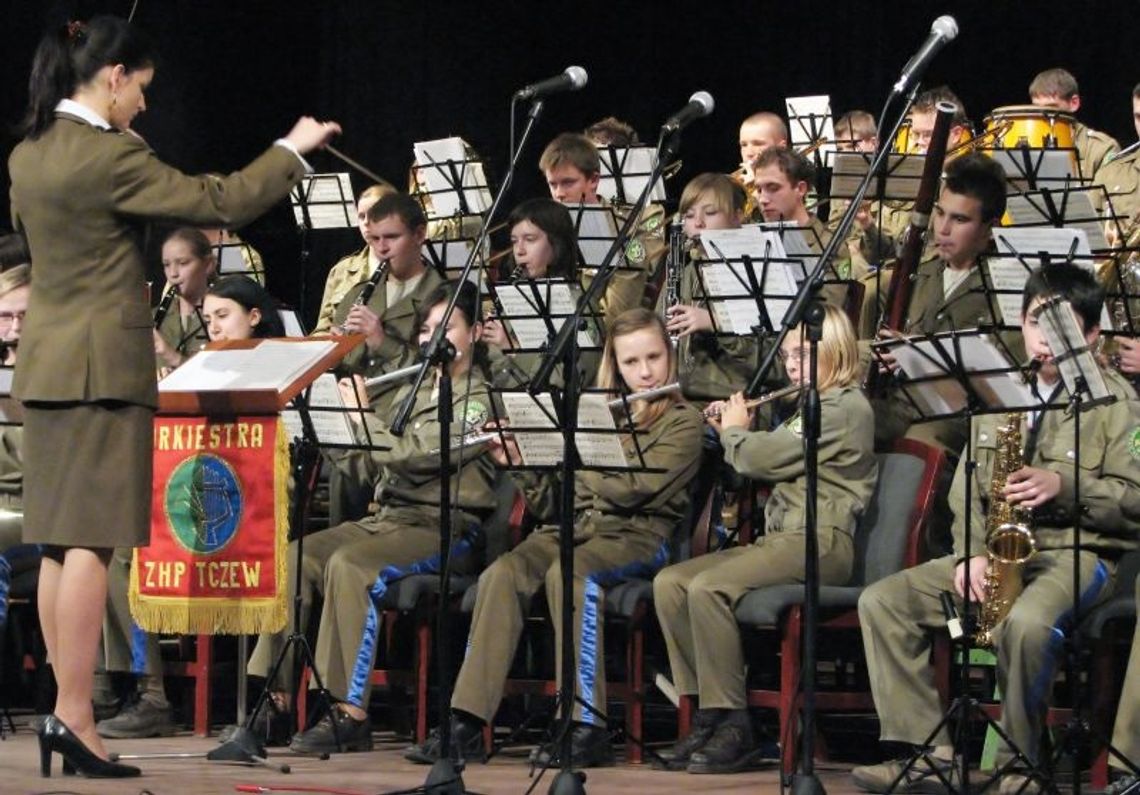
514 66 588 101
892 15 958 95
662 91 715 134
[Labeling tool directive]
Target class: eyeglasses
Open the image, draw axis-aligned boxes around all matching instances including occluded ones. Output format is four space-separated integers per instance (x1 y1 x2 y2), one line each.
0 311 26 326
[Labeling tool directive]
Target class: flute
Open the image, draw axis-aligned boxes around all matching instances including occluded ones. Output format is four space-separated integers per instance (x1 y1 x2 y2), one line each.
702 384 802 418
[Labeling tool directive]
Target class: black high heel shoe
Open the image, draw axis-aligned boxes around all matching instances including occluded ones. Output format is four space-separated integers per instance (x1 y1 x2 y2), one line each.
38 715 141 778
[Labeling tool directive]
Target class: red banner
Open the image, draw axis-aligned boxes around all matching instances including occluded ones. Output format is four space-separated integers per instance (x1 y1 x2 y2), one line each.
130 416 289 635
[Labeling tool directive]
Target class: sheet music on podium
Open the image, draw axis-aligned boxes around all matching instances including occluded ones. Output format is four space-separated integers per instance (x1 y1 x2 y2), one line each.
987 227 1111 328
281 372 356 446
1033 297 1111 403
494 279 597 350
499 392 629 469
291 173 355 229
698 226 809 335
159 340 338 392
412 137 492 218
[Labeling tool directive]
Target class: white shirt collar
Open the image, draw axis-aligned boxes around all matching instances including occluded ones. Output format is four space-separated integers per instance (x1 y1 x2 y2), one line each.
55 98 112 130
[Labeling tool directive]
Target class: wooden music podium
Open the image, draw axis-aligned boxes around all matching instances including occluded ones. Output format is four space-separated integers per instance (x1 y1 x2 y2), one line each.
157 335 362 416
141 335 361 740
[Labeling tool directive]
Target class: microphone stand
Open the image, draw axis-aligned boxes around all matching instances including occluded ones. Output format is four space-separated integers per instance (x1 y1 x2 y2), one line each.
742 83 918 795
528 124 684 795
387 94 549 795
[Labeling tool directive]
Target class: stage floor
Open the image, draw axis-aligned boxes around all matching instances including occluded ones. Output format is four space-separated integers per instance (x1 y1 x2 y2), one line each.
0 718 874 795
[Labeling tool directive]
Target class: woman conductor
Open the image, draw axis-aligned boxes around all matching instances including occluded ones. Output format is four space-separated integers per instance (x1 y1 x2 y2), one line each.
7 15 339 778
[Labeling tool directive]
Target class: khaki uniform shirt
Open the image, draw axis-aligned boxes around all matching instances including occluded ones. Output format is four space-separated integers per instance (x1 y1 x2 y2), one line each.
1093 145 1140 230
721 385 877 536
334 375 498 530
156 307 208 364
513 400 705 542
9 114 303 408
336 265 445 413
313 246 371 334
950 368 1140 559
1075 122 1120 183
0 426 22 512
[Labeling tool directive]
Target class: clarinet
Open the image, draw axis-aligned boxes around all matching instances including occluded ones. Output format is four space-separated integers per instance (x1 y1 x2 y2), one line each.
355 258 390 307
662 214 685 345
153 284 179 328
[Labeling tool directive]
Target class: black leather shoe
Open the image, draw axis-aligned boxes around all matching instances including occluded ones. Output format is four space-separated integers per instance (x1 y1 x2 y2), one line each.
38 715 141 778
288 707 373 755
654 709 722 771
404 714 487 766
687 711 767 774
531 723 615 769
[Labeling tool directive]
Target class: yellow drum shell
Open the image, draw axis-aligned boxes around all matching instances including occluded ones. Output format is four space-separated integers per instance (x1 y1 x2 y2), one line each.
983 104 1075 150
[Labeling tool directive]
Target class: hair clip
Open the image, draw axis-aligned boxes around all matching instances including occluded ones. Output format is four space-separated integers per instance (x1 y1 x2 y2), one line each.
66 20 87 43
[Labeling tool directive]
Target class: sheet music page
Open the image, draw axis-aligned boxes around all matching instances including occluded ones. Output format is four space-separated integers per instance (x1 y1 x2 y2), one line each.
278 309 305 337
215 243 250 274
1005 190 1109 250
413 137 492 217
989 228 1110 327
423 239 481 276
502 392 563 467
496 280 595 350
597 146 666 202
291 173 354 229
282 372 356 445
1035 300 1111 401
567 204 619 267
827 152 925 200
699 227 799 335
988 149 1076 191
888 335 1035 417
159 340 337 393
574 393 629 468
785 95 835 160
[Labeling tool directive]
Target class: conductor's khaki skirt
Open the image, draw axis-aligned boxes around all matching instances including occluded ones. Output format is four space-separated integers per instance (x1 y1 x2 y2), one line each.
22 401 153 549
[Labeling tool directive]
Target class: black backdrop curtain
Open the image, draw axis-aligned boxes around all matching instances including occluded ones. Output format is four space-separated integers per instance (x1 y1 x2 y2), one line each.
4 0 1140 327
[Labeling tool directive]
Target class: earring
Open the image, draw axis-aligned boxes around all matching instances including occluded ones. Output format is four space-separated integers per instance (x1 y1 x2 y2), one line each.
111 93 119 108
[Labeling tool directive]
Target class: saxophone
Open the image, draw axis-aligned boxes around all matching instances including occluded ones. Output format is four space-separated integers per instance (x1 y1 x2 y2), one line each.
662 214 685 346
975 412 1037 648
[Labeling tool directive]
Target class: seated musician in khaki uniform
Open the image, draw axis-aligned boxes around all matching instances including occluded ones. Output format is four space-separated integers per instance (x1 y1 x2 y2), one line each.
406 308 705 769
539 132 664 316
281 281 499 755
654 304 876 774
1093 82 1140 236
311 182 397 335
871 153 1013 457
1029 67 1119 180
853 263 1140 795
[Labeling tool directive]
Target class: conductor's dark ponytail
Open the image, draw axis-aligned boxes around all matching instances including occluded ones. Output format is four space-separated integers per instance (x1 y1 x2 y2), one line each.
22 15 156 139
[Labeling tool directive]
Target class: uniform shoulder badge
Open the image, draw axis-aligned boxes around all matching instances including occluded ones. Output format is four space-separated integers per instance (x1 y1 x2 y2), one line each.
625 238 646 264
786 412 804 437
462 400 489 435
1129 426 1140 462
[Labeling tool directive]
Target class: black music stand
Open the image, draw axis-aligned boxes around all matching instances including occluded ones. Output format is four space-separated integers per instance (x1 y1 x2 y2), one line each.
289 173 356 324
596 145 666 207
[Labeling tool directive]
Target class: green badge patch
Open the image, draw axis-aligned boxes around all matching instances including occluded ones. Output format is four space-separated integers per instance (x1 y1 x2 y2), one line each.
1130 426 1140 461
786 413 804 437
463 401 489 434
625 239 646 264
